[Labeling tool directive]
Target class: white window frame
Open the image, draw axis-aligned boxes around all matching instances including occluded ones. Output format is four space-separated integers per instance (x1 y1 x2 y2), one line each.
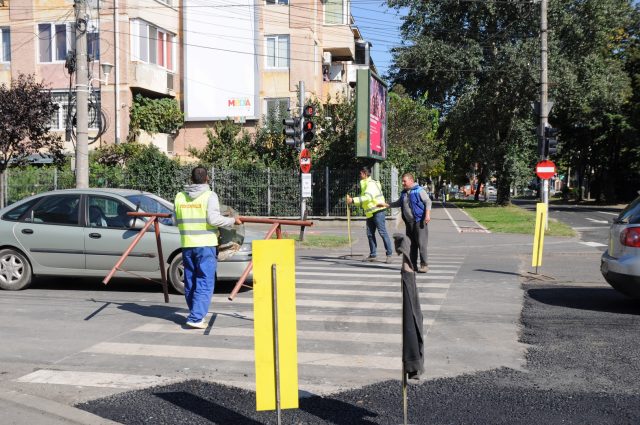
130 19 175 72
49 91 100 131
266 0 288 5
265 35 289 70
264 97 290 119
323 0 349 25
37 22 75 63
0 27 10 63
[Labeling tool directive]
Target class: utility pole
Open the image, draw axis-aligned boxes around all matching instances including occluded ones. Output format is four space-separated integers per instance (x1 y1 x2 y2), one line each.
113 0 120 144
539 0 549 206
75 0 89 188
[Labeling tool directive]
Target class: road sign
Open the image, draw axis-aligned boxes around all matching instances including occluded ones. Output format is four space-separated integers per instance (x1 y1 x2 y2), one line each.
301 173 312 198
299 148 311 173
536 160 556 179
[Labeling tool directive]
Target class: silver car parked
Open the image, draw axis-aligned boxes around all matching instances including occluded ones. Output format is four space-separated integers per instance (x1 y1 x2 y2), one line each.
601 195 640 298
0 189 251 294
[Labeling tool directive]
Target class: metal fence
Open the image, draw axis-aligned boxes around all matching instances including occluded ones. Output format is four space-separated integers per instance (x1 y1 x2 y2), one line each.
1 166 399 217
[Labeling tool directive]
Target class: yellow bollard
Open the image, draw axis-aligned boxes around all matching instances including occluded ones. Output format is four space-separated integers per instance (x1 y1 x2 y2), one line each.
532 202 547 270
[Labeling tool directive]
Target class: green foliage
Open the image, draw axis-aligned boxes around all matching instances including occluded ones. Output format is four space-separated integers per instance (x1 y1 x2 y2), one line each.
0 73 64 175
386 85 444 178
188 120 261 168
129 94 184 138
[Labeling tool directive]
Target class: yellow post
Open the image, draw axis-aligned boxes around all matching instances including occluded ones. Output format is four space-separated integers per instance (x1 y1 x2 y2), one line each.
532 202 548 268
346 195 352 256
253 239 299 411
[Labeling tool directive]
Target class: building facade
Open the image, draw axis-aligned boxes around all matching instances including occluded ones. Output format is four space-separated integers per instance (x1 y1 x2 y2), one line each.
0 0 370 159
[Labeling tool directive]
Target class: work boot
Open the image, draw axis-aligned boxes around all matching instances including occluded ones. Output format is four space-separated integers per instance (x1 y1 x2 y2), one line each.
417 265 429 273
362 255 377 262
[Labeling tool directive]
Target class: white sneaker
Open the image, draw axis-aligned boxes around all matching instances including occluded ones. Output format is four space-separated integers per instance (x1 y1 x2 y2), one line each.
185 319 207 329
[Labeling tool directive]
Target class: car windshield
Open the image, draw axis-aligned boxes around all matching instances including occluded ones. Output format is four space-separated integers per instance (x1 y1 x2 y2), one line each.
126 194 175 226
617 196 640 224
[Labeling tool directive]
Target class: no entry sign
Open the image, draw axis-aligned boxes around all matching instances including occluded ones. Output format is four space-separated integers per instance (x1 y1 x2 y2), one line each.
536 160 556 180
300 148 311 173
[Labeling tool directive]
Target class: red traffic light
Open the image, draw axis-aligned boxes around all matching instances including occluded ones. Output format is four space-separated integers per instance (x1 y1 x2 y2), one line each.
303 105 315 117
303 120 314 131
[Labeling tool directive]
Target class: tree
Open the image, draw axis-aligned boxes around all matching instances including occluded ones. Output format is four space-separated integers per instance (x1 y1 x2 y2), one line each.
128 94 184 140
0 73 64 206
187 120 260 168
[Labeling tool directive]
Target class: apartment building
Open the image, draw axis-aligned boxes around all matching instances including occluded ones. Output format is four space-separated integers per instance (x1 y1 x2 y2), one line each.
0 0 370 159
0 0 179 154
174 0 374 157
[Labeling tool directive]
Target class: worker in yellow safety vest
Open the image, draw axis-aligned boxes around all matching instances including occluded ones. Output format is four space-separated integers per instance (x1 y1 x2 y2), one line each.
347 167 393 263
175 166 242 329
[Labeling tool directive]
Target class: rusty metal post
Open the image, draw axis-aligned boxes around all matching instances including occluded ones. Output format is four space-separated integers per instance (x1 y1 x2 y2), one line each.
103 212 172 303
227 217 313 301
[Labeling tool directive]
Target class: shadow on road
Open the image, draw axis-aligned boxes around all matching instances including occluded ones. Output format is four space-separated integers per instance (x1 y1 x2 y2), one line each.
527 286 640 315
155 391 263 425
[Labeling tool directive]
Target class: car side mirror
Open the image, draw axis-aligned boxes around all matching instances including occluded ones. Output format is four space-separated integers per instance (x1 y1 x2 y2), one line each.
128 218 146 230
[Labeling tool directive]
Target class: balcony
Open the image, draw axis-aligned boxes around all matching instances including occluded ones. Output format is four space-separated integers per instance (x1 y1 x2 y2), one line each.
130 62 175 96
322 26 355 59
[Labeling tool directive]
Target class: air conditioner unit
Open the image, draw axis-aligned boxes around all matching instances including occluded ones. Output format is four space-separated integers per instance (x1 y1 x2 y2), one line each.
322 52 332 66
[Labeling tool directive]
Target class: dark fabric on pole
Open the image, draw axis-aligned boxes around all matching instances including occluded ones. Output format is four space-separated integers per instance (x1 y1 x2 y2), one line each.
393 233 424 376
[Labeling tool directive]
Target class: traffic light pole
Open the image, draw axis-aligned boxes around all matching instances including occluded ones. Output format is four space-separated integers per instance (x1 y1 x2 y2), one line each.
298 81 308 240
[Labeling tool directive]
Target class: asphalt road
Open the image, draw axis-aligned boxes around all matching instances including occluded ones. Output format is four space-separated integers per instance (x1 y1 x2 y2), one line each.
513 199 624 251
2 203 639 424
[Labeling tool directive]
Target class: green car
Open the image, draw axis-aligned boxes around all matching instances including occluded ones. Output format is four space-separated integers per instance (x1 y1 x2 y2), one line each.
0 188 251 294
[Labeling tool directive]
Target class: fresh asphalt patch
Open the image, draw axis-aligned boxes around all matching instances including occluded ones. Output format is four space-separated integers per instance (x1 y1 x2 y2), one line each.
77 282 640 424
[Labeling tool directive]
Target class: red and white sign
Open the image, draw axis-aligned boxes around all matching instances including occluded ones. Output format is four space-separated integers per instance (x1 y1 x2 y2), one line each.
300 148 311 173
536 160 556 179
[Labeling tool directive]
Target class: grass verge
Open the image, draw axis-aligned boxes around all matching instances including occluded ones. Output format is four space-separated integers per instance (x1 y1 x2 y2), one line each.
453 199 576 236
273 232 351 248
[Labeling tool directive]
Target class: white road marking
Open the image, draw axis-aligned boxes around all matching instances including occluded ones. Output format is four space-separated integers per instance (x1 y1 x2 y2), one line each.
598 211 619 216
442 206 462 233
580 241 607 247
296 271 456 278
220 296 442 311
296 279 451 288
573 226 610 230
295 287 447 298
586 218 609 224
16 370 173 389
84 342 401 370
298 262 461 268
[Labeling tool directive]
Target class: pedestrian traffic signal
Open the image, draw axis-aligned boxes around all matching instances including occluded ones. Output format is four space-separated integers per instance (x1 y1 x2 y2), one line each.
302 105 315 145
544 126 559 157
283 117 300 148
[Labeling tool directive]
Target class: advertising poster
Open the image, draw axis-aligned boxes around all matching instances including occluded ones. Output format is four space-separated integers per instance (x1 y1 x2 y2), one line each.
369 75 387 157
355 69 387 160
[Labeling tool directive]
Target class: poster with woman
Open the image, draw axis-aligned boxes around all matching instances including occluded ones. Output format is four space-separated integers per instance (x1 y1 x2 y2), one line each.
369 74 387 158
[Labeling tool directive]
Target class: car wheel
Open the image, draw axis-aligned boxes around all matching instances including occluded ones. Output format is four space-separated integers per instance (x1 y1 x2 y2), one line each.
0 248 33 291
168 253 185 295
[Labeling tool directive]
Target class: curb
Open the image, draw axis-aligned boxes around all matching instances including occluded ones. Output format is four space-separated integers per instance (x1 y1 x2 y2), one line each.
0 390 119 425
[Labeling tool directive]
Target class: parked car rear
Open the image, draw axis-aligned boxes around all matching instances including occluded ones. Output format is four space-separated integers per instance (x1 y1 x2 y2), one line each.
601 195 640 297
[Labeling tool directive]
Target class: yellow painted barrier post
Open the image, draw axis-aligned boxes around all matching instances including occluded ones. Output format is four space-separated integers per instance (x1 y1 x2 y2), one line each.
532 202 548 272
253 239 299 413
346 195 353 257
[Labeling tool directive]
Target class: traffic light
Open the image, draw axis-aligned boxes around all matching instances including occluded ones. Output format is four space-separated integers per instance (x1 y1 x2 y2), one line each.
283 117 300 148
302 105 315 145
544 126 559 157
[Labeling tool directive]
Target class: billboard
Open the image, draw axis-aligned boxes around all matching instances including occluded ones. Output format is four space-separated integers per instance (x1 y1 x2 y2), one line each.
183 0 259 121
356 69 387 160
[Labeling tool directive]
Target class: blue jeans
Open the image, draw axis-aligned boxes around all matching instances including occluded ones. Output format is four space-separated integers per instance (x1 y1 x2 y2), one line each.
366 210 393 257
182 246 217 322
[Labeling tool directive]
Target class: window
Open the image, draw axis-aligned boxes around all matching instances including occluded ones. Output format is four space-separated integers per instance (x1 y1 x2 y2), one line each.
30 195 80 226
0 27 10 62
266 0 288 4
87 31 100 60
265 35 289 69
49 91 101 131
126 194 174 226
131 19 175 71
88 196 132 228
324 0 348 25
38 23 75 63
265 98 290 120
2 198 39 221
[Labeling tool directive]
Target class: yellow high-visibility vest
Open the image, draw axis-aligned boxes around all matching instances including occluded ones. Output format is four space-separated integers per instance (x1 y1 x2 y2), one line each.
352 177 386 218
174 191 219 248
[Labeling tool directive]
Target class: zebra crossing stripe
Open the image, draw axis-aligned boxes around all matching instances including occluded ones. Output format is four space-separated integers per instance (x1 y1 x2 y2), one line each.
222 296 442 311
133 323 411 344
297 262 461 268
296 280 451 287
83 342 401 370
296 271 456 278
16 370 173 389
295 288 447 298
